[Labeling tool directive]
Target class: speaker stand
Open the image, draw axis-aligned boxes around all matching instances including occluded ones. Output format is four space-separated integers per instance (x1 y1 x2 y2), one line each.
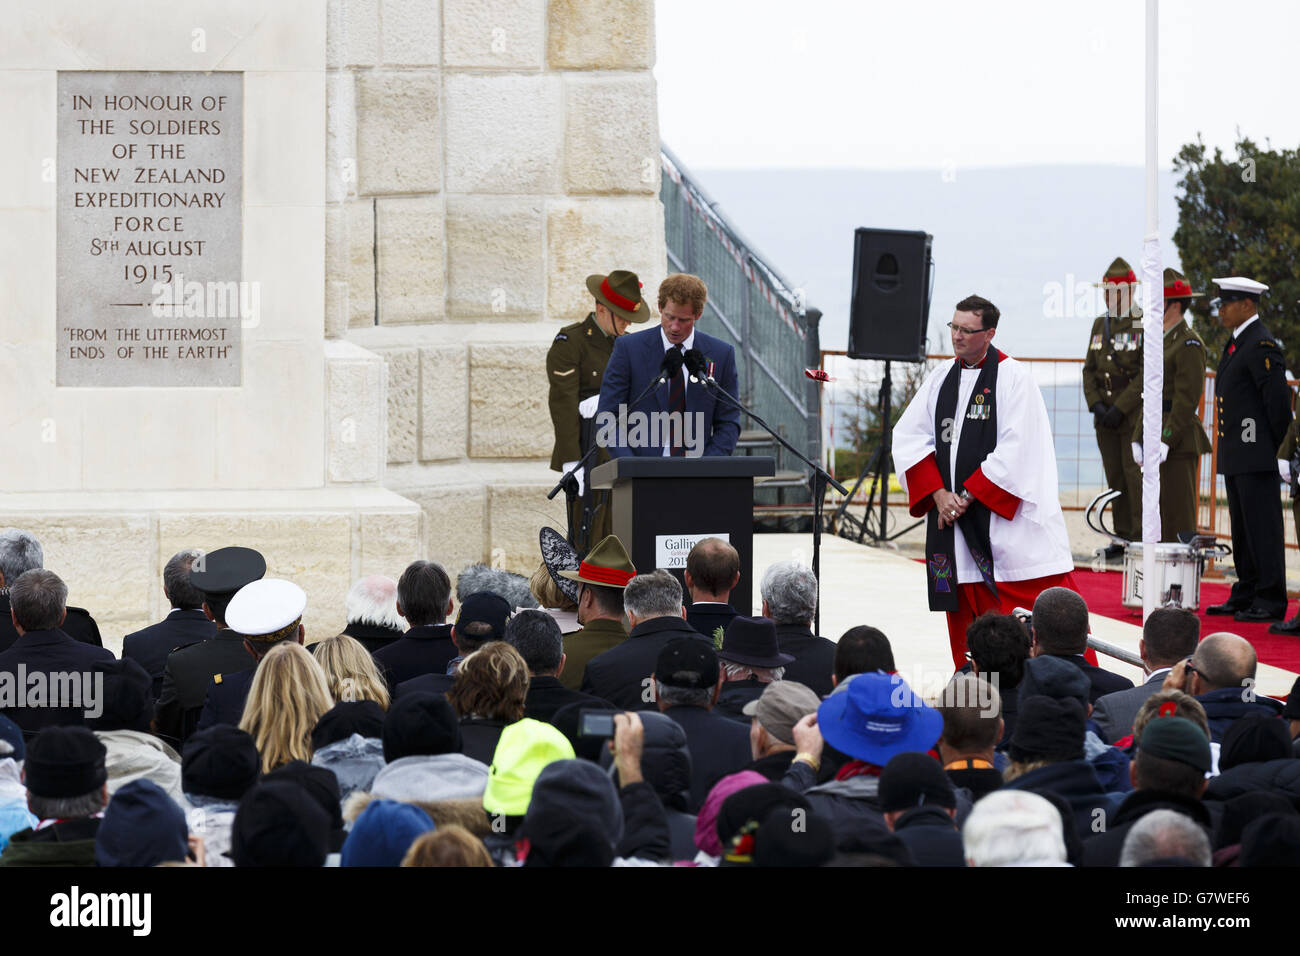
833 360 923 545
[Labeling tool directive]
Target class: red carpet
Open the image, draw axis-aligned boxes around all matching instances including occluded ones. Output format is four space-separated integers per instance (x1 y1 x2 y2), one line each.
1073 568 1300 674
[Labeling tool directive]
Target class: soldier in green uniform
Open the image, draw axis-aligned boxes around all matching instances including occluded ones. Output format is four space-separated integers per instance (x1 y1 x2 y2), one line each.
547 269 650 552
1126 268 1213 542
1083 256 1144 557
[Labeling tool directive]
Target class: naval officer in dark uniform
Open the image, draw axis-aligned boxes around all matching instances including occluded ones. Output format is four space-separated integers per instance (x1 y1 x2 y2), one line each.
1205 276 1294 623
197 578 307 731
1273 419 1300 634
547 269 650 551
1127 268 1213 541
153 546 266 744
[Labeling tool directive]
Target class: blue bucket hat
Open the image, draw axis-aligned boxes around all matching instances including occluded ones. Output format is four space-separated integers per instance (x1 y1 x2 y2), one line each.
816 672 943 766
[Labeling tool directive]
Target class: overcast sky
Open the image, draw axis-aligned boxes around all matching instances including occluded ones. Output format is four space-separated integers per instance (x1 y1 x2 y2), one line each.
655 0 1300 170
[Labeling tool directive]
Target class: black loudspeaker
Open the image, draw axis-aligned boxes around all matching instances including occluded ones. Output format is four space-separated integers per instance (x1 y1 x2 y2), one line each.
847 228 933 362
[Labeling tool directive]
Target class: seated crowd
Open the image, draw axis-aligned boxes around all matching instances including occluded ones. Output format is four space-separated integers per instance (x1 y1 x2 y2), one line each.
0 524 1298 868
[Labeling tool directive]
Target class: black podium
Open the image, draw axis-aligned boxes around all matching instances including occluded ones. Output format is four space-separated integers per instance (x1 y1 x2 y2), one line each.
590 456 776 615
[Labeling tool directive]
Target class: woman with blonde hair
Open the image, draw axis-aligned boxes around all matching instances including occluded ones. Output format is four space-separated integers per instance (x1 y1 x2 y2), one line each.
445 641 530 764
313 633 391 711
239 641 334 773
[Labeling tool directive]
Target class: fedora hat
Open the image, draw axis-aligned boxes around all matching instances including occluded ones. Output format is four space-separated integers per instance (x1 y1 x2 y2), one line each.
586 269 650 323
717 616 795 669
1162 267 1203 301
558 534 636 589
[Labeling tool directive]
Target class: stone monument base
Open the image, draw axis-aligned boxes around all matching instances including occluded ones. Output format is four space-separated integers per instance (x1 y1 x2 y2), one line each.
0 487 421 653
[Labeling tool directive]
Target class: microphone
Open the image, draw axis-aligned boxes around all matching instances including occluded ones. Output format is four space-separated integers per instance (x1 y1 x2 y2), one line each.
659 346 685 383
683 348 709 384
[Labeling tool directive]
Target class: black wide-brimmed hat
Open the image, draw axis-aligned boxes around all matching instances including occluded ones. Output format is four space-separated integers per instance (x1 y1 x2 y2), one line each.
717 616 795 669
539 527 581 605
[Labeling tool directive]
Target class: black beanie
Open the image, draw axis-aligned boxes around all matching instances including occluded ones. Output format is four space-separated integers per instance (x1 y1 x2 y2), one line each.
25 726 107 798
383 693 461 762
1008 695 1086 763
182 725 260 800
879 752 956 812
312 699 385 750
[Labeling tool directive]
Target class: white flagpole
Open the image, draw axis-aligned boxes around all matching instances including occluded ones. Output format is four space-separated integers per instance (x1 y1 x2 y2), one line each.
1141 0 1164 621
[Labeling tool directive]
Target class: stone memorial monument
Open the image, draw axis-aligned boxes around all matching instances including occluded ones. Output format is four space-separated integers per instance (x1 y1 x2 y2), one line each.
0 0 665 647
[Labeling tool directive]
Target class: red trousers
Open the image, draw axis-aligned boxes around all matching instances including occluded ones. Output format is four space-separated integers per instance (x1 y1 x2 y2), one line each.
943 570 1096 670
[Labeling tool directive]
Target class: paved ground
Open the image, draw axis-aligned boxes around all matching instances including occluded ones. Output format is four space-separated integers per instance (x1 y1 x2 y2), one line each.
752 532 1297 699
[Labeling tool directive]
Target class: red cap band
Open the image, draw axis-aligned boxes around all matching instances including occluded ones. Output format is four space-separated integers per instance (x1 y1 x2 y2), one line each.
1103 270 1137 285
600 278 640 313
577 560 635 587
1164 280 1192 298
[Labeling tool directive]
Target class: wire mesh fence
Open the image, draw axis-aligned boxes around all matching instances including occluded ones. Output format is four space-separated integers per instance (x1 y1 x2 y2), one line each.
819 350 1300 554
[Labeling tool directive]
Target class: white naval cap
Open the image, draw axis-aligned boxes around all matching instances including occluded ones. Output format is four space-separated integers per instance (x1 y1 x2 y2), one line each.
225 578 307 639
1212 276 1269 295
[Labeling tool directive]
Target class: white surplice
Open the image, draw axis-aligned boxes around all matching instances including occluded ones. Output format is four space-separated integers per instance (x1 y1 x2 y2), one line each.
893 353 1074 585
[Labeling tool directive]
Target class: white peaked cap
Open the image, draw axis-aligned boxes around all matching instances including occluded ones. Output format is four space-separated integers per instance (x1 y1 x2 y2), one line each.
225 578 307 636
1212 276 1269 295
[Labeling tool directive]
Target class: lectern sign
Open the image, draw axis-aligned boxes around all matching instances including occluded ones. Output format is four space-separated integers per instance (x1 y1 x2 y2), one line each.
655 533 730 569
57 72 244 386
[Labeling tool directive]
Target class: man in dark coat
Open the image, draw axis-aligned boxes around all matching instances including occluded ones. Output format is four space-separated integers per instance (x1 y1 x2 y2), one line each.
965 612 1029 749
1092 607 1199 744
372 560 456 688
197 579 308 731
582 569 711 711
880 752 966 866
1205 276 1292 622
504 609 610 726
1030 587 1132 704
153 547 265 745
653 638 751 811
393 592 512 701
0 727 107 867
714 616 794 722
1082 716 1212 866
337 575 406 655
0 570 115 735
1160 632 1283 742
759 561 836 697
1001 696 1125 838
683 537 740 642
0 529 101 652
123 549 217 701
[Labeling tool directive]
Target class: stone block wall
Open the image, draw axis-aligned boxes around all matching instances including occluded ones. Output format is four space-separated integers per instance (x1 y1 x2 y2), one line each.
326 0 666 573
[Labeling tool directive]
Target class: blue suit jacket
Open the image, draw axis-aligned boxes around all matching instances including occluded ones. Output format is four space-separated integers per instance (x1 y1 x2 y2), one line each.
595 327 740 458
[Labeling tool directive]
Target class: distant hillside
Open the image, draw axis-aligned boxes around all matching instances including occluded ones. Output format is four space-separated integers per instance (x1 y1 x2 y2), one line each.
690 165 1183 360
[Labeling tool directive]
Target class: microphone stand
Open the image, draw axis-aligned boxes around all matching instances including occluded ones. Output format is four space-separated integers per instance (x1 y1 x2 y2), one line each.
546 353 684 550
688 357 847 636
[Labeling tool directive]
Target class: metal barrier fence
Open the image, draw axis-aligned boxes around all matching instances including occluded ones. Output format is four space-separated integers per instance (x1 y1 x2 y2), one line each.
819 350 1300 553
661 145 821 496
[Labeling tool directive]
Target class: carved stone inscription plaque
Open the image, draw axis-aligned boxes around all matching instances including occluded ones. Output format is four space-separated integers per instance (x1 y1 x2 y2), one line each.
57 71 243 386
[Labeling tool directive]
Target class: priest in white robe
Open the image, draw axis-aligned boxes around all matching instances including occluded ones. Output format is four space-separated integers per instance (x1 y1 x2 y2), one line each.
893 295 1079 669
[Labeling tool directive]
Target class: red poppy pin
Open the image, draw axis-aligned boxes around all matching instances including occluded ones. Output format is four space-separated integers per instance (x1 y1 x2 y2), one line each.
1158 701 1177 717
1228 344 1236 356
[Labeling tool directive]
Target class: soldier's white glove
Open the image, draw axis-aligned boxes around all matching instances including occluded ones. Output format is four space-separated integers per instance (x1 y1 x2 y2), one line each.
578 395 600 419
562 461 584 496
1280 459 1292 484
1158 442 1170 464
1130 442 1143 466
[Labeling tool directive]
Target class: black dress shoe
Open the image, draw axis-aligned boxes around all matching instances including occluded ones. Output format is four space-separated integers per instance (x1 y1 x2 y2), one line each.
1206 602 1248 616
1269 616 1300 635
1234 607 1282 623
1101 544 1125 561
